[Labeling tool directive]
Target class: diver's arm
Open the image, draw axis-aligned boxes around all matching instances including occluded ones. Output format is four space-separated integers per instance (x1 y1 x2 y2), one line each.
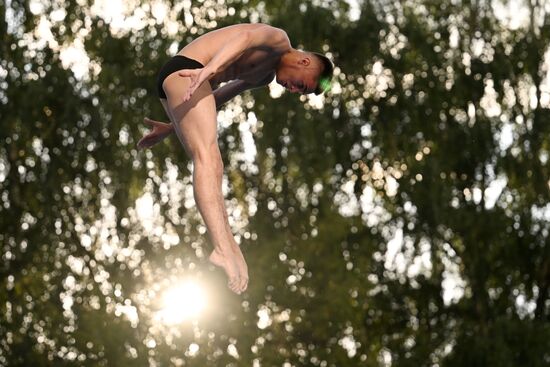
212 80 251 109
213 73 275 108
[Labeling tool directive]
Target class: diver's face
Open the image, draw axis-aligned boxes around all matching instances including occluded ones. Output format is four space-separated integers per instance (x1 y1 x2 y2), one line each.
276 64 319 94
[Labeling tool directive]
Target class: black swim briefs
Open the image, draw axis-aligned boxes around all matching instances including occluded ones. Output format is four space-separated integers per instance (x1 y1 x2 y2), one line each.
156 55 204 99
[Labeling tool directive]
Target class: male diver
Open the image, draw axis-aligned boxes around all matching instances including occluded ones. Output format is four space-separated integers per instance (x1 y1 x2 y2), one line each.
139 23 333 294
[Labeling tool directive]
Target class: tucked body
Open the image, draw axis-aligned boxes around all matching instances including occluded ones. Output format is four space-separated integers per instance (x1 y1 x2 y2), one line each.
140 23 333 294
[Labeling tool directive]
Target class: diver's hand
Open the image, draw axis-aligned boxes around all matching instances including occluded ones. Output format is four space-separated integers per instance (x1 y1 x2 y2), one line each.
137 117 173 149
178 66 215 102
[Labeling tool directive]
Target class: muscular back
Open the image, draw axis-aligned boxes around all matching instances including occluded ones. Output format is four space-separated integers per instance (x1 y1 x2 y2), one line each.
178 24 290 87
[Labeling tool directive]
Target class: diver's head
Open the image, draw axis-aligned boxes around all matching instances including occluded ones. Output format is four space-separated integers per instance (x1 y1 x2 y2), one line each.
276 50 333 95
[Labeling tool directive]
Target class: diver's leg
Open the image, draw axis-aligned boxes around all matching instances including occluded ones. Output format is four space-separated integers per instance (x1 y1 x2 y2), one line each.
162 74 249 293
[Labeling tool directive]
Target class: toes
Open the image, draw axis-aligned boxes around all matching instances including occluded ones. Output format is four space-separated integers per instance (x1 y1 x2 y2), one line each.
239 277 249 293
228 277 240 293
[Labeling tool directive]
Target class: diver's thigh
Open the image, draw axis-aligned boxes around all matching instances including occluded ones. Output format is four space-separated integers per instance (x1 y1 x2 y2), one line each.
163 75 218 159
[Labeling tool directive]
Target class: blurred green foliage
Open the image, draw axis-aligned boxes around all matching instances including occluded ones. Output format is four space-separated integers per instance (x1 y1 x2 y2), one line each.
1 0 549 366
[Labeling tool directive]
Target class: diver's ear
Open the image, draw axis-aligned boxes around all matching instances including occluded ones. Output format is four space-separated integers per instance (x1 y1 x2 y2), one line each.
298 57 311 66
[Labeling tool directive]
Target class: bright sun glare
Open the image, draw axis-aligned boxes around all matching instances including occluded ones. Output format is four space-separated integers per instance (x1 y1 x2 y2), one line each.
157 280 207 324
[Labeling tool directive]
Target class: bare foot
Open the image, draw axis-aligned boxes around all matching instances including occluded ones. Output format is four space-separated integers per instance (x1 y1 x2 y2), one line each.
208 248 241 294
231 244 249 293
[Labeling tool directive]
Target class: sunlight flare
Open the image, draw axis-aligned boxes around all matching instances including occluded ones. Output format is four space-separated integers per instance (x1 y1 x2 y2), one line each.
157 280 207 324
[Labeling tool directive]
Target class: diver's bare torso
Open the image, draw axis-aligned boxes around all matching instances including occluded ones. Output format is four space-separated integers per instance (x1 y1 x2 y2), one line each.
177 23 289 89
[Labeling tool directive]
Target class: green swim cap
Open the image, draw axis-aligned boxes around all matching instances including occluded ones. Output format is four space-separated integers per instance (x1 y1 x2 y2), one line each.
318 77 331 94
